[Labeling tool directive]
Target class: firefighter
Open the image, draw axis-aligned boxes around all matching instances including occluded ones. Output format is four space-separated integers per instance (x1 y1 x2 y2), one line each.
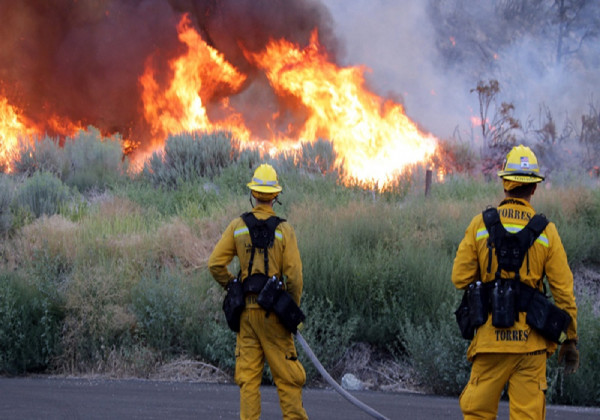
452 145 578 419
208 163 308 420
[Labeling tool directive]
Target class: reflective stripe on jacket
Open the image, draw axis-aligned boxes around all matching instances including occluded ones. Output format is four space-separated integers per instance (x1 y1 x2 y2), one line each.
452 198 577 360
208 204 303 305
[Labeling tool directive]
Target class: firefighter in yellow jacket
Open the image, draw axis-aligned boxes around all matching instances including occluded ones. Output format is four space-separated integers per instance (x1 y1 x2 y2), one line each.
452 145 578 419
208 163 308 420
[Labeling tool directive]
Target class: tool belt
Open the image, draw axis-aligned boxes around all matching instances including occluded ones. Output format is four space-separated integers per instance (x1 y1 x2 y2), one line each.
222 274 305 334
455 279 571 343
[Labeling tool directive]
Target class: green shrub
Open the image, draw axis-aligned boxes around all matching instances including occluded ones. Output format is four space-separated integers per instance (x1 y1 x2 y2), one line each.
297 199 456 344
298 295 360 381
295 138 337 174
398 304 471 395
13 136 67 178
536 188 600 266
0 175 15 235
14 171 70 218
131 267 205 356
196 282 237 372
0 271 63 374
63 128 126 192
546 299 600 406
431 173 498 201
142 131 236 187
213 148 262 195
119 179 225 218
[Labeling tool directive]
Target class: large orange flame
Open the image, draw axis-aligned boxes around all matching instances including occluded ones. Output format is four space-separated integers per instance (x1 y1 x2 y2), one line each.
140 14 250 154
0 97 36 172
245 30 438 186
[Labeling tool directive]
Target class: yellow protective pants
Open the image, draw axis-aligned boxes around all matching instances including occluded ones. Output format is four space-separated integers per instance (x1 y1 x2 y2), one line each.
235 306 308 420
459 352 547 420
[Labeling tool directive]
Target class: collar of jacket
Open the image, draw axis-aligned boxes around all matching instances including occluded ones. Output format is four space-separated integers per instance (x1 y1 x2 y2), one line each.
499 197 533 209
252 204 276 217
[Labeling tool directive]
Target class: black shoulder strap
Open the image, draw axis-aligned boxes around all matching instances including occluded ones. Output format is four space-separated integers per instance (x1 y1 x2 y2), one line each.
240 212 285 278
482 207 549 277
524 214 549 246
482 207 501 274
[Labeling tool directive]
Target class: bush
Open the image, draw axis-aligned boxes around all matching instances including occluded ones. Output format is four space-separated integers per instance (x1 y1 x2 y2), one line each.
298 295 360 381
131 267 205 356
296 199 457 344
0 175 15 235
63 128 126 192
14 171 71 218
142 131 236 187
546 299 600 406
295 138 338 174
0 271 63 374
119 179 225 218
13 136 67 178
399 304 471 395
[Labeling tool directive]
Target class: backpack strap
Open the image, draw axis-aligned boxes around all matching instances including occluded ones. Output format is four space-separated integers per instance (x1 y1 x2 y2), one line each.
482 207 549 277
482 207 501 274
523 214 549 245
240 212 285 279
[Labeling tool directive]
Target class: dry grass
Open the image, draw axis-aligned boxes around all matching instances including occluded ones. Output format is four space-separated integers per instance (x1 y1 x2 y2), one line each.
150 358 231 383
9 215 78 266
154 219 216 272
573 265 600 316
320 342 424 393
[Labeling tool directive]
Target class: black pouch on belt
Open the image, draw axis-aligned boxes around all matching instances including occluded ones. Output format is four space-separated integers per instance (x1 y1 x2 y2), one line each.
491 279 517 328
257 276 282 312
223 278 245 332
467 280 489 328
526 291 571 343
454 290 475 340
272 291 305 334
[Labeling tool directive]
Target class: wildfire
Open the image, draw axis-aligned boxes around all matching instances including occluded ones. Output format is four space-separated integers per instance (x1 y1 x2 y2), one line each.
2 13 438 189
245 30 437 185
0 97 35 172
141 15 250 153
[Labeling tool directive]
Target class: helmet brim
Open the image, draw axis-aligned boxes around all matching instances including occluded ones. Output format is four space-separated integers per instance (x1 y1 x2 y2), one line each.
498 172 544 183
247 183 282 193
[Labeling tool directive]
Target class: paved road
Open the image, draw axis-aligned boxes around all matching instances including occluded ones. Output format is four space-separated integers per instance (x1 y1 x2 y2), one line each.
1 377 599 419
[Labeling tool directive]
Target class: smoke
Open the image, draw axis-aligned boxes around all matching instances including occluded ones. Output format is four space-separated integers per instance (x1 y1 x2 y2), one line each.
320 0 600 147
0 0 337 145
2 0 598 158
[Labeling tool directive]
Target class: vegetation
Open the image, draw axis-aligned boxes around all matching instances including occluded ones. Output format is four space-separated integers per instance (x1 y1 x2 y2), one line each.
0 131 599 408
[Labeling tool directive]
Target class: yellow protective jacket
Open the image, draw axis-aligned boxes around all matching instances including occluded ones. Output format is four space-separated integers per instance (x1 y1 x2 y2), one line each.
208 204 303 305
452 198 577 361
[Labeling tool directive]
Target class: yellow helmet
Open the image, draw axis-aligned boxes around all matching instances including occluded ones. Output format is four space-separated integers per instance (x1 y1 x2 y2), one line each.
497 145 544 183
247 164 282 194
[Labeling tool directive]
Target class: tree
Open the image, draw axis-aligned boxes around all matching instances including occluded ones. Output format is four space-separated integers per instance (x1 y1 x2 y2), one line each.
551 0 600 65
471 80 521 177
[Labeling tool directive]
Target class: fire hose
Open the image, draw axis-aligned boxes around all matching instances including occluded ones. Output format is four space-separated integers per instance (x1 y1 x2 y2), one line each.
295 332 390 420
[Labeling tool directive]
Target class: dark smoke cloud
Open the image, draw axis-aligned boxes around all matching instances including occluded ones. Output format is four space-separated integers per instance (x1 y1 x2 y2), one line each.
0 0 336 146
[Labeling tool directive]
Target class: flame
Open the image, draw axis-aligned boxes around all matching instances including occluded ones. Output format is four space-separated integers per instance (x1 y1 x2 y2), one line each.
0 97 36 172
0 96 87 172
140 14 250 155
245 30 437 186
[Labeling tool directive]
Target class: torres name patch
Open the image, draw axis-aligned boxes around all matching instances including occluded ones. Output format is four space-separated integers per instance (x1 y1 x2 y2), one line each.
495 329 529 341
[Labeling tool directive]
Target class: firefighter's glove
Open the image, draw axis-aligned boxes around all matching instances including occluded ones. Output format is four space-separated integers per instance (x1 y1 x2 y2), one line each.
558 339 579 375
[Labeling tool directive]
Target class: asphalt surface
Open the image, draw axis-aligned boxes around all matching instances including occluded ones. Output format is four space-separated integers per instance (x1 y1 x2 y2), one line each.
1 377 599 420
